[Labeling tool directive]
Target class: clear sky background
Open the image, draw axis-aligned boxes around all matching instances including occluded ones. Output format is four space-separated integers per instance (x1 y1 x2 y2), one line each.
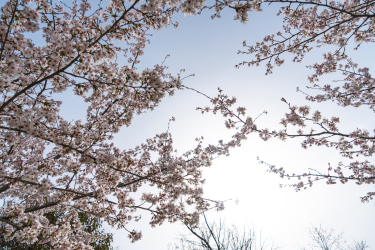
8 1 375 249
90 5 374 250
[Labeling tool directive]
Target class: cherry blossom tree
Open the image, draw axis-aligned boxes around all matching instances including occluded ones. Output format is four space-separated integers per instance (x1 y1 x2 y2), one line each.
2 0 374 248
0 209 114 249
199 0 375 202
0 0 250 249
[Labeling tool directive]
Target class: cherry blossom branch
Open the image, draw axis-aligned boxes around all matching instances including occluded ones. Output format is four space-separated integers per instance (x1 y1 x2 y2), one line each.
0 0 141 114
0 217 54 248
0 0 18 60
235 0 375 18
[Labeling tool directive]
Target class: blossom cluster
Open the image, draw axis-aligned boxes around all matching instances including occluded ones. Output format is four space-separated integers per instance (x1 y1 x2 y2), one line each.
202 85 374 202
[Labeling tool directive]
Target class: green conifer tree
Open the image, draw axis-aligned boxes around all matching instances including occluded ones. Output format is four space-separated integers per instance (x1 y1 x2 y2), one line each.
0 211 113 250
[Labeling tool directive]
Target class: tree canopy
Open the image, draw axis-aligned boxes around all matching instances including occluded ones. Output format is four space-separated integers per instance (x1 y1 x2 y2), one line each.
0 210 113 250
0 0 374 248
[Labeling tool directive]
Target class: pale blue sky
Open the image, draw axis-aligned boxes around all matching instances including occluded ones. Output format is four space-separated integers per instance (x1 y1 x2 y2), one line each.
87 5 375 250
